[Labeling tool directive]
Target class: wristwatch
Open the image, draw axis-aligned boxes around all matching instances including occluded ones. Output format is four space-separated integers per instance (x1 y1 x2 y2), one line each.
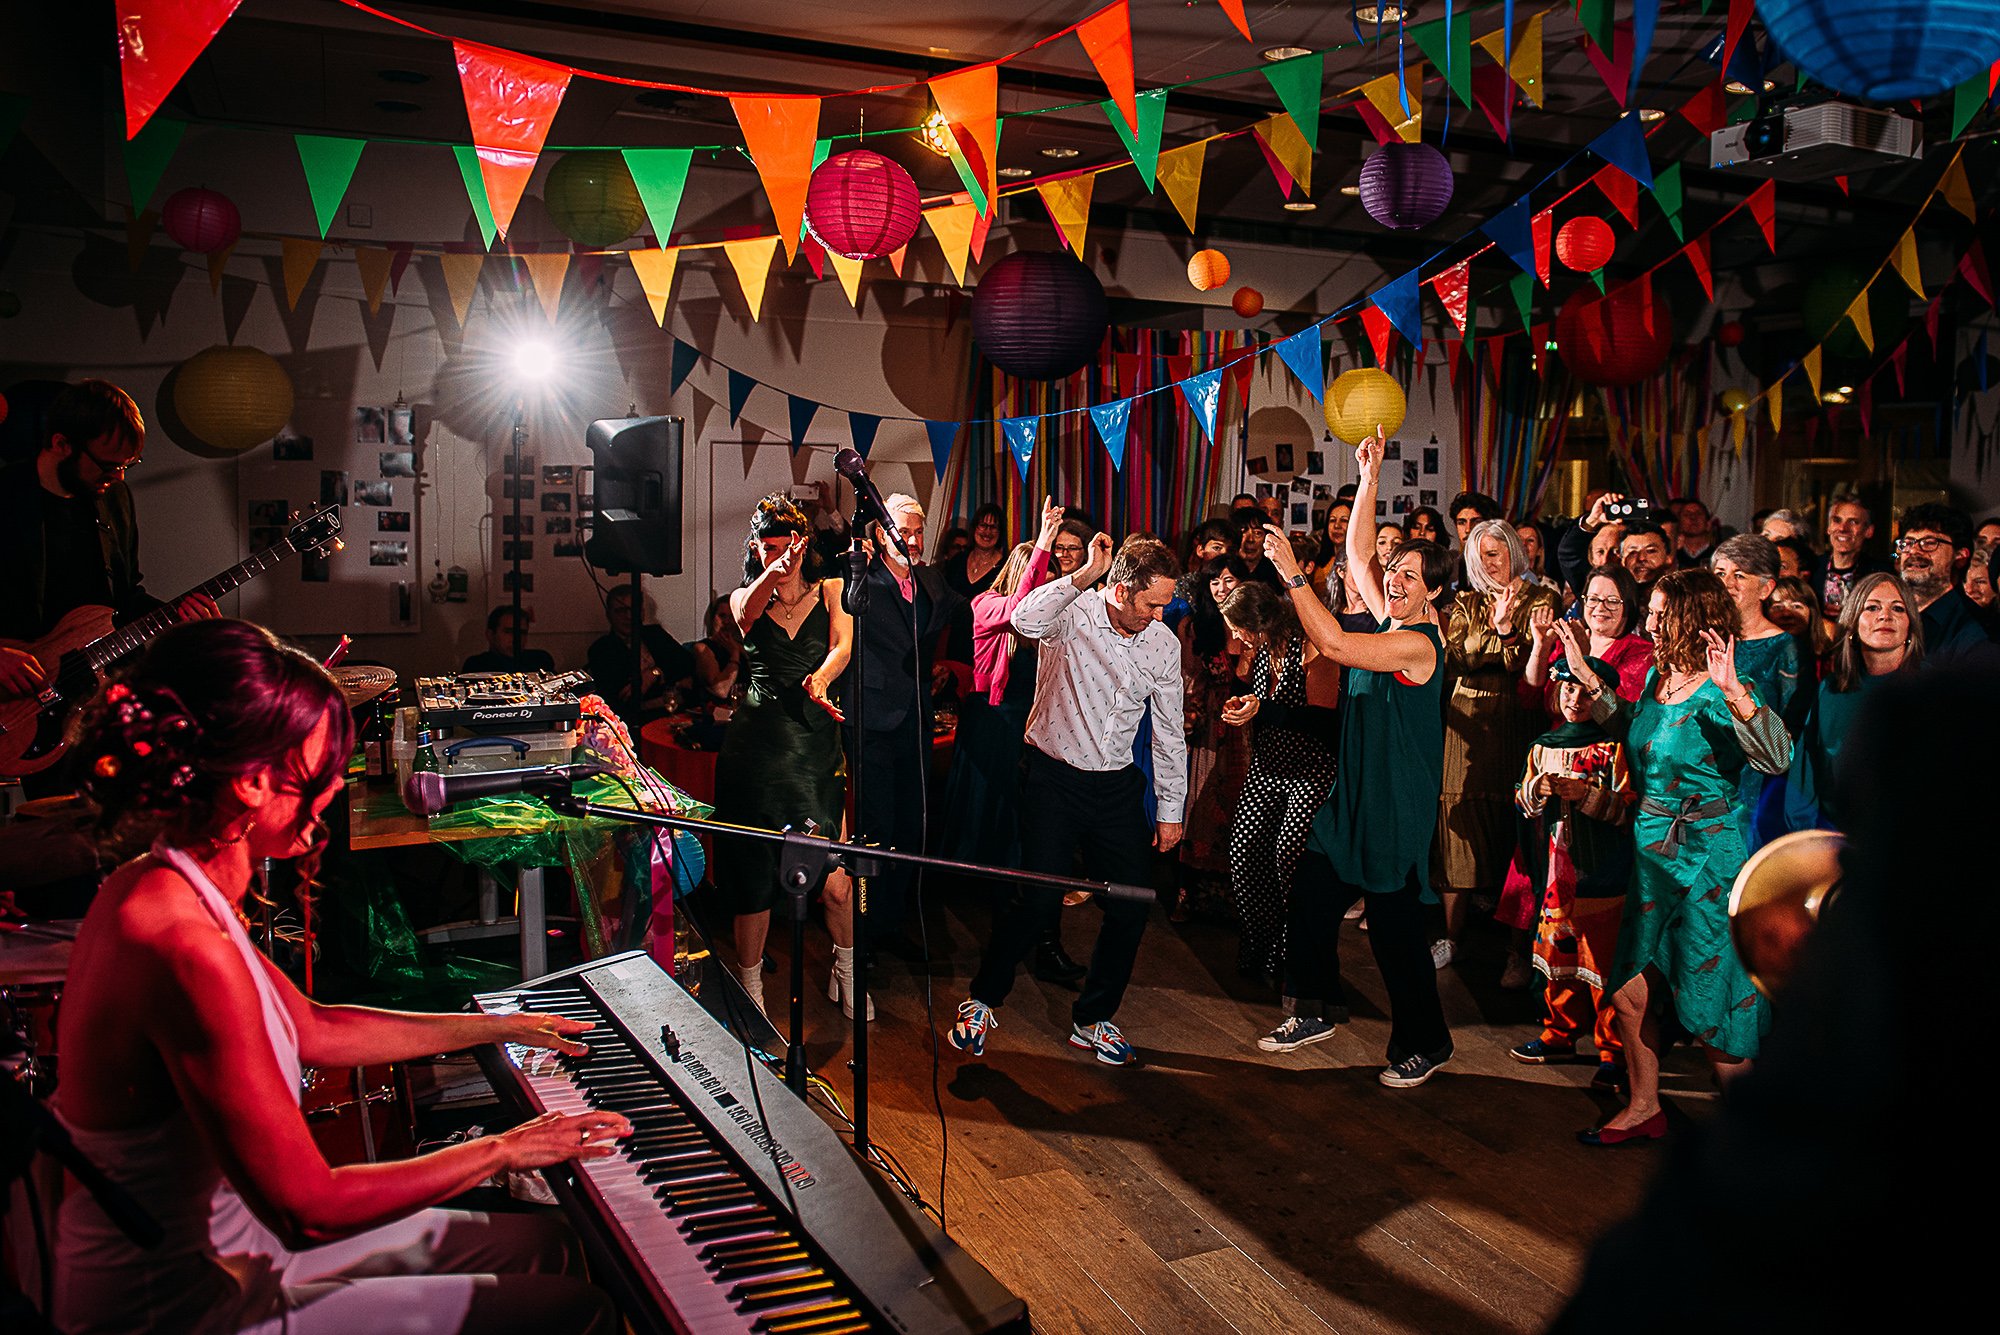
1285 573 1308 590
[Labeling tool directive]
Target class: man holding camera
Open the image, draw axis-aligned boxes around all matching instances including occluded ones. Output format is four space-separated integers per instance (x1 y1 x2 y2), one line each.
1558 493 1671 615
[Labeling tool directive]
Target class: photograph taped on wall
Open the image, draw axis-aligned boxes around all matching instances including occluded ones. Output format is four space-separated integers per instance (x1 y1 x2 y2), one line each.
1420 489 1438 507
1423 446 1440 475
1392 494 1413 515
502 514 534 535
1314 484 1333 501
1290 502 1308 526
543 465 574 487
319 471 348 506
388 405 414 446
545 516 572 534
542 492 572 513
1275 443 1295 473
368 540 408 566
379 511 410 532
1247 455 1268 477
503 478 535 500
1255 482 1273 498
1403 461 1420 488
553 540 582 558
354 480 394 506
1384 439 1401 461
503 571 534 593
273 431 313 461
1291 476 1312 494
503 452 536 475
503 540 532 561
1376 500 1387 517
354 406 386 445
379 450 415 478
1307 450 1326 474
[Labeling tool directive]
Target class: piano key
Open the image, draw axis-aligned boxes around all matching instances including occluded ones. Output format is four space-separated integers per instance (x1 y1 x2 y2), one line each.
731 1276 838 1308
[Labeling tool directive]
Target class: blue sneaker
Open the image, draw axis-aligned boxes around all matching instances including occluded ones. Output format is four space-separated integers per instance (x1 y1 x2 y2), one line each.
948 999 997 1056
1379 1047 1452 1088
1509 1038 1578 1064
1068 1020 1135 1066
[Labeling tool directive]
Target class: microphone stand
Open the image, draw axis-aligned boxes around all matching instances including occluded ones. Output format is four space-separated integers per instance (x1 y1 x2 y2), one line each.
838 503 874 1155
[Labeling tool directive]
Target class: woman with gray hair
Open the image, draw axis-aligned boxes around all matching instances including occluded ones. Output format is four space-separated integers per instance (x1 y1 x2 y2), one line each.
1710 532 1800 849
1432 517 1563 969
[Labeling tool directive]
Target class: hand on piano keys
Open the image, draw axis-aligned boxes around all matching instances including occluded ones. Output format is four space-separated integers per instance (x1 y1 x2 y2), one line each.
496 1108 635 1168
488 1010 600 1058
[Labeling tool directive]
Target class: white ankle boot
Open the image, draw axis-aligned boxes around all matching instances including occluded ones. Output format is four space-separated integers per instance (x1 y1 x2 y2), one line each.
731 963 768 1017
828 945 875 1022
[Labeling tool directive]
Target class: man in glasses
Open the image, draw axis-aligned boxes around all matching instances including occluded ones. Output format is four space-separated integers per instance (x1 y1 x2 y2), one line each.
1 379 217 706
1894 501 1996 665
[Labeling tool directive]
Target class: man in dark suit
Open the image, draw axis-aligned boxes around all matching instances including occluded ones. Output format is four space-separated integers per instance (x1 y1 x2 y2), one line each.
848 491 963 954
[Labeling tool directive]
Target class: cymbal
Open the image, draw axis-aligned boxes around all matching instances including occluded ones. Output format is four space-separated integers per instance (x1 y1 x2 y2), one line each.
1728 829 1843 998
330 664 397 709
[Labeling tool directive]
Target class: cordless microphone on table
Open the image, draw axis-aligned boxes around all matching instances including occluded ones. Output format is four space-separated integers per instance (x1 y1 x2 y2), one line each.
833 446 909 562
402 762 613 817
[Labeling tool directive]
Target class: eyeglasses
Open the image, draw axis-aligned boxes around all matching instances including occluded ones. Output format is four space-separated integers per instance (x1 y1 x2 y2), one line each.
83 446 142 477
1582 595 1624 609
1053 543 1085 555
1896 535 1954 554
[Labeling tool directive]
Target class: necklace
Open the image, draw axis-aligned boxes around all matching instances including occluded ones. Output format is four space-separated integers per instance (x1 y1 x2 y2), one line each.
770 582 818 614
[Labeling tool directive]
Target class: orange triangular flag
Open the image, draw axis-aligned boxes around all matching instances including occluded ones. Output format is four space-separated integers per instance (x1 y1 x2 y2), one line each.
355 247 393 314
930 65 999 215
825 250 863 307
885 245 908 277
1510 12 1545 106
925 201 980 285
627 247 680 325
1037 173 1096 259
730 96 822 261
1157 140 1207 232
125 208 157 273
1216 0 1251 41
521 252 569 322
1845 289 1874 353
452 41 571 241
1802 345 1822 400
1939 155 1976 221
207 241 234 294
281 238 321 309
1360 67 1424 142
440 252 483 327
1891 229 1924 298
722 235 781 321
1253 113 1313 194
1077 1 1138 135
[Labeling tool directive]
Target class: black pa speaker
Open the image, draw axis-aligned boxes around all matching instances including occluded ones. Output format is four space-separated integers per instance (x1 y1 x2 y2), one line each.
584 415 683 577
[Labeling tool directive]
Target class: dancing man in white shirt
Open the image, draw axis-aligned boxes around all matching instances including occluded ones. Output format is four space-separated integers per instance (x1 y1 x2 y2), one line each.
948 532 1186 1066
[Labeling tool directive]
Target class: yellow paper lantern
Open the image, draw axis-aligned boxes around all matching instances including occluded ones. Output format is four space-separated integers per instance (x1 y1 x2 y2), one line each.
1187 248 1231 291
1718 387 1751 415
1324 367 1407 444
172 346 295 455
543 150 646 248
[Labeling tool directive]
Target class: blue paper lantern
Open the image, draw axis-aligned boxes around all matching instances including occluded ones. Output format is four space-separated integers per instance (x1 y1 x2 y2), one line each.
971 251 1108 382
1756 0 2000 101
1357 142 1454 231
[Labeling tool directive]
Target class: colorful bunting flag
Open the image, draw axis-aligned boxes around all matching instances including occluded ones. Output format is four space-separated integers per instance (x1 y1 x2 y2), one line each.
1107 88 1167 188
1747 179 1776 251
825 250 864 306
1510 11 1546 106
1958 240 1994 306
1410 11 1473 110
787 394 819 448
1766 383 1782 435
1680 81 1727 137
1179 368 1224 444
440 252 483 327
1157 141 1206 232
206 244 233 294
1577 0 1614 53
1217 0 1252 42
1587 113 1653 188
926 420 961 477
1845 290 1875 353
727 368 756 425
1628 0 1660 102
388 243 414 294
1890 340 1909 395
1077 1 1138 135
1088 397 1133 469
355 247 393 314
1596 167 1638 227
1802 346 1822 400
924 201 980 284
1481 196 1538 276
116 0 242 139
1653 160 1684 239
624 148 694 243
670 339 700 393
1274 327 1325 399
1360 69 1424 143
295 135 364 238
628 247 680 325
849 411 883 458
1939 156 1977 221
1260 52 1324 151
1252 113 1313 195
722 235 781 320
280 238 321 310
452 41 572 241
1580 22 1633 108
1371 269 1425 347
1001 415 1039 478
1433 261 1472 335
520 252 568 322
1470 62 1515 141
1531 207 1553 286
931 65 999 214
1361 306 1396 367
1892 229 1924 298
1685 234 1714 300
123 208 156 274
451 145 499 249
123 117 183 211
1721 0 1754 84
1037 174 1096 258
730 96 821 261
1509 271 1534 332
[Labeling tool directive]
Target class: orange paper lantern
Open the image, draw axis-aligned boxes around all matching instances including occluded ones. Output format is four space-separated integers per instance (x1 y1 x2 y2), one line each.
1231 286 1264 317
1188 249 1231 291
1555 216 1615 272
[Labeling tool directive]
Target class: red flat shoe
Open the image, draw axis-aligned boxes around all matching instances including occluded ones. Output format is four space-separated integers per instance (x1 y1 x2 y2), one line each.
1576 1110 1667 1147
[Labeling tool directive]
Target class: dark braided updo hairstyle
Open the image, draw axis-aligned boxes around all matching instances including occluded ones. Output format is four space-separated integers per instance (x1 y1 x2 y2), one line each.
74 620 353 882
740 492 828 584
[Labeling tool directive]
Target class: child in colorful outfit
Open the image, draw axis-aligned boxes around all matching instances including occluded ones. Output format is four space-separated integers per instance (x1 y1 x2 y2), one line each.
1508 654 1637 1089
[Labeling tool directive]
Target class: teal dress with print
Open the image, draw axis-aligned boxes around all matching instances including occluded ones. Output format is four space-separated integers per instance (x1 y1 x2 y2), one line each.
1609 672 1791 1059
1732 631 1799 851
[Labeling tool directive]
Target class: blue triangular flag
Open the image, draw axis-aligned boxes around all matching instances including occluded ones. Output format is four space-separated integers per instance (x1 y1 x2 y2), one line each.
1979 331 1991 392
1274 327 1325 401
1000 416 1039 479
726 369 756 425
1628 0 1659 103
925 420 960 477
1179 368 1224 445
787 395 819 451
1370 271 1425 349
1088 398 1132 470
1588 113 1654 190
1481 196 1538 276
848 411 883 458
669 339 700 393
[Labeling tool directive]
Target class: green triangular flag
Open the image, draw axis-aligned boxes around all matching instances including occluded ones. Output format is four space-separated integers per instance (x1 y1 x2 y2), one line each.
1106 88 1167 190
454 144 500 249
1953 73 1991 140
124 117 184 211
1590 267 1607 293
941 118 1003 215
1260 52 1324 150
623 147 693 244
812 137 833 172
295 135 366 238
1409 16 1473 110
1510 271 1534 332
1577 0 1615 54
1653 160 1684 241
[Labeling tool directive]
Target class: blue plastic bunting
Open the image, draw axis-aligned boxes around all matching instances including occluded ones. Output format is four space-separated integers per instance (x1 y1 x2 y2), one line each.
925 420 960 477
848 411 883 458
726 369 756 425
1370 270 1425 348
1480 195 1539 276
1588 113 1654 189
1979 331 1991 392
787 395 819 451
1088 398 1133 470
1628 0 1658 104
1179 368 1224 445
669 339 700 393
1273 327 1325 401
1001 416 1039 479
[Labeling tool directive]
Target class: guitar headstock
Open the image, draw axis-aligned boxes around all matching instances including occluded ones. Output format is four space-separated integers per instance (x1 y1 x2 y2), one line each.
284 505 344 558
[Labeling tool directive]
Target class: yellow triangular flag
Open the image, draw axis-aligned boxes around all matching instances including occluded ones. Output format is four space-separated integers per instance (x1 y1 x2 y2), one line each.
281 238 322 310
628 247 680 326
355 247 394 314
1474 29 1505 63
1767 383 1783 435
1845 290 1874 353
825 250 863 307
1360 67 1425 142
1802 345 1823 400
441 253 484 328
1253 112 1313 193
1891 229 1924 299
207 242 234 295
521 252 569 323
722 235 781 321
1730 406 1747 455
1510 12 1545 106
1157 140 1207 233
1036 175 1096 259
1939 155 1976 221
924 201 979 285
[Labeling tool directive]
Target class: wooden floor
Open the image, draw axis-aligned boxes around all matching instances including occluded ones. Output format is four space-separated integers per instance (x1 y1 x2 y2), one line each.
756 884 1713 1335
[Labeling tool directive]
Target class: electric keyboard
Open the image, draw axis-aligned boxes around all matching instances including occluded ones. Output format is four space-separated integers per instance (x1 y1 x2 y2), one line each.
472 952 1028 1335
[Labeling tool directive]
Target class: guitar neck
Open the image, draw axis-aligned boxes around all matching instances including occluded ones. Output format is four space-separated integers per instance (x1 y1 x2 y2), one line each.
84 543 298 672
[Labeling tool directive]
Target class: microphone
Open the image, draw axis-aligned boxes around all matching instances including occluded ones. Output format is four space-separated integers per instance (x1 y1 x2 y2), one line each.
832 446 909 563
403 762 613 817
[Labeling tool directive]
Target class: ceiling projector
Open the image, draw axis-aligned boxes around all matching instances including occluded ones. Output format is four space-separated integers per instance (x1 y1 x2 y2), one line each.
1710 100 1923 180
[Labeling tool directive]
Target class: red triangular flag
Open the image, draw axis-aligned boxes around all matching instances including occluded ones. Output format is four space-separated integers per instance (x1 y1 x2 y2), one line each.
1581 22 1633 109
1723 0 1755 83
1228 351 1255 412
387 241 414 295
1115 352 1144 395
1958 239 1995 307
1857 380 1874 436
1077 1 1138 135
1834 175 1850 196
1532 207 1553 287
1597 168 1639 228
1352 98 1404 147
1250 129 1296 197
1361 305 1396 367
1432 261 1471 334
1890 339 1910 395
1747 180 1777 252
969 206 994 263
1217 0 1252 41
454 41 572 241
799 230 827 280
1446 336 1463 386
1680 81 1728 137
1471 62 1514 139
117 0 242 139
1925 294 1943 349
1685 234 1714 300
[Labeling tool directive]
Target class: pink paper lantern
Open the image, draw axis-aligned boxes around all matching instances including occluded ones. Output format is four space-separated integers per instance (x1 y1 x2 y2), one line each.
161 187 241 254
804 150 922 260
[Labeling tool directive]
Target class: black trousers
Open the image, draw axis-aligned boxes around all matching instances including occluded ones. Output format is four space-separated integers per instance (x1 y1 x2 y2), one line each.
1287 848 1451 1062
968 747 1152 1027
851 715 927 945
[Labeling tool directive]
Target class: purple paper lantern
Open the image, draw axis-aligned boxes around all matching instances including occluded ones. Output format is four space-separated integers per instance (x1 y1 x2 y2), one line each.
971 251 1109 382
161 187 241 254
1357 142 1455 230
804 149 923 260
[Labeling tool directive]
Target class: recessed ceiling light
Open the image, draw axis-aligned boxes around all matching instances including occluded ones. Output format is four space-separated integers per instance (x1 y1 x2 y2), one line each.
1352 4 1413 22
1725 80 1756 95
1262 46 1313 62
1638 107 1666 122
1340 184 1362 196
1822 390 1849 404
997 166 1032 178
1040 146 1079 159
1283 200 1317 211
1836 385 1855 395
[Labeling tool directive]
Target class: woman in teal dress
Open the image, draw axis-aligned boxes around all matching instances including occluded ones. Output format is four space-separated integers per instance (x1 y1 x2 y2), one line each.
1783 572 1925 832
713 495 854 1021
1562 570 1792 1146
1710 534 1799 850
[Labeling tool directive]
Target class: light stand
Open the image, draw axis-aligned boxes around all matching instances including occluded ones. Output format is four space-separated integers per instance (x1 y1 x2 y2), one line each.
839 505 874 1155
509 402 527 659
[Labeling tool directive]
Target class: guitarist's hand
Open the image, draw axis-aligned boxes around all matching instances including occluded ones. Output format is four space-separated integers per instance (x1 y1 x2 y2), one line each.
0 647 46 698
176 593 221 621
